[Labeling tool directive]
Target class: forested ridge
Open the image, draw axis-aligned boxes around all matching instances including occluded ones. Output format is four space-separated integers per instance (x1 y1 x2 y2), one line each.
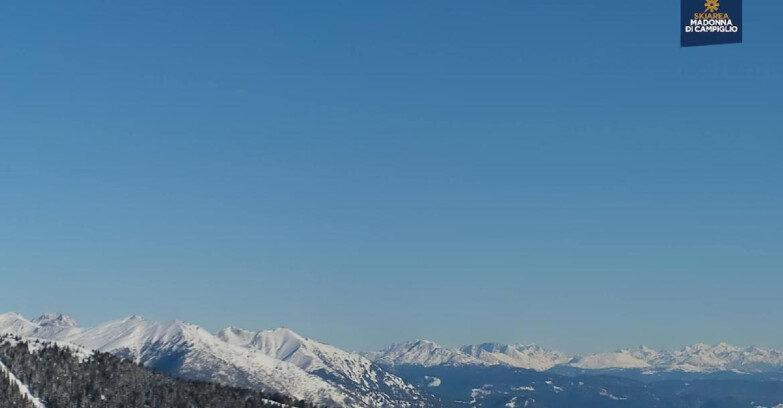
0 335 328 408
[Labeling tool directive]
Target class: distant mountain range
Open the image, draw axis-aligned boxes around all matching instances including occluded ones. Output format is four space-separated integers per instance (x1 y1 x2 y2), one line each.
3 311 783 408
366 338 783 374
365 339 783 408
365 340 571 371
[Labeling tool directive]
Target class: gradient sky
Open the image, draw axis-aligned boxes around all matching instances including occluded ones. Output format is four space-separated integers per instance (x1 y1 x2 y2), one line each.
1 1 781 355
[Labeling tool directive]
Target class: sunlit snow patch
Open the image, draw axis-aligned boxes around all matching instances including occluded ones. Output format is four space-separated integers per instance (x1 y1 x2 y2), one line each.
424 375 441 387
599 388 628 401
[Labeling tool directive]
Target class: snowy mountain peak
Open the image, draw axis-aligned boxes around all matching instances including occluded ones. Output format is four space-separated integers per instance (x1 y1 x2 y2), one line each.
247 328 316 368
571 349 651 370
0 314 361 406
369 338 783 375
569 342 783 373
218 327 426 407
0 312 25 320
257 327 309 342
460 342 572 371
0 313 425 408
217 326 312 349
217 326 256 346
0 312 30 326
32 313 78 328
371 339 482 368
468 342 507 352
0 312 38 336
369 339 571 370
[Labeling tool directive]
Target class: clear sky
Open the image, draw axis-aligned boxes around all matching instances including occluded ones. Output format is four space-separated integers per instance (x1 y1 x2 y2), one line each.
1 1 781 355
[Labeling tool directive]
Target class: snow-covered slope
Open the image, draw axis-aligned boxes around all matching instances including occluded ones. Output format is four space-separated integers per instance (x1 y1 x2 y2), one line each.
218 327 425 407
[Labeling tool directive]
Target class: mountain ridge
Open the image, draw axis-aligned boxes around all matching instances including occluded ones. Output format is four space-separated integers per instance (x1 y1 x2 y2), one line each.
0 312 424 408
4 311 783 408
367 339 783 375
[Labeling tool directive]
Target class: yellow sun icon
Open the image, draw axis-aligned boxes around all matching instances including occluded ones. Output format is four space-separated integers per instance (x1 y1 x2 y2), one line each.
704 0 720 12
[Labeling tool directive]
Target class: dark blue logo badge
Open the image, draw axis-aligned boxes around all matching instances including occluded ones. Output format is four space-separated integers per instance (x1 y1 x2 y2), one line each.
681 0 742 47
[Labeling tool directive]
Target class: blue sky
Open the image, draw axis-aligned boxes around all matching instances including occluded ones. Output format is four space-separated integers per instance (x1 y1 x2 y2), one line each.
1 1 781 354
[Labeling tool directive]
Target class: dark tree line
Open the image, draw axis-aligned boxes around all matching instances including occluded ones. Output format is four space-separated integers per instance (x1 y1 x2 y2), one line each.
0 365 36 408
0 335 329 408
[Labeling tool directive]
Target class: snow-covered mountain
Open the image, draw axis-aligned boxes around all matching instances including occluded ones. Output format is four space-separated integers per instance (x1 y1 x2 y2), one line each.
5 310 783 408
32 312 78 329
368 338 783 374
460 343 572 371
218 327 425 407
571 343 783 373
0 312 424 408
570 348 652 370
368 340 483 368
368 340 570 371
0 312 39 337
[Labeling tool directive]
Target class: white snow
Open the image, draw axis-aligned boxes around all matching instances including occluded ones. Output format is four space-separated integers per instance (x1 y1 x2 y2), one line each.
261 399 291 408
571 349 651 370
461 343 571 371
0 313 38 337
369 339 482 367
369 340 570 370
219 326 423 407
572 343 783 373
362 333 783 374
424 376 442 387
599 388 628 401
32 313 78 328
469 385 493 405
